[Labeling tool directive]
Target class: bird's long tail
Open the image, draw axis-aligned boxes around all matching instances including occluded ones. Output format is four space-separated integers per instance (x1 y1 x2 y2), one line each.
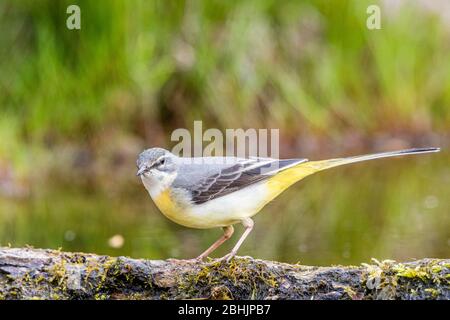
265 147 440 200
303 147 440 172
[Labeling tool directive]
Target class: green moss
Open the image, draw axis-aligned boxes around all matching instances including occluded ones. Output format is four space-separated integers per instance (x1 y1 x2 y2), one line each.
48 258 68 288
393 264 429 281
50 293 61 299
175 257 279 299
95 257 117 292
210 285 233 300
361 259 449 300
431 265 443 274
425 288 440 298
342 286 358 299
94 293 109 300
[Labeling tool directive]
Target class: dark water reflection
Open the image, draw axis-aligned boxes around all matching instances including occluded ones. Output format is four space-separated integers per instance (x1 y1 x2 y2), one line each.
1 154 449 265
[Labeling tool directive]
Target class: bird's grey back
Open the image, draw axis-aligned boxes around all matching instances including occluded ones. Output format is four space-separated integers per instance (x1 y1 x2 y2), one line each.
173 156 244 188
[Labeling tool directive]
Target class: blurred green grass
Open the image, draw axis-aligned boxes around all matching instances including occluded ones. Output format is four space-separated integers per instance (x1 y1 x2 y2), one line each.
0 0 449 264
1 0 449 141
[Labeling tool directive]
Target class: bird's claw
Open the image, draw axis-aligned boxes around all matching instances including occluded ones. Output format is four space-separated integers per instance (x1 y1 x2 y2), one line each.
169 252 237 264
217 252 236 263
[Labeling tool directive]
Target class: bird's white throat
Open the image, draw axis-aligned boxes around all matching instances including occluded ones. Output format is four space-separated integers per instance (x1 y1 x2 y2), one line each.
141 171 177 199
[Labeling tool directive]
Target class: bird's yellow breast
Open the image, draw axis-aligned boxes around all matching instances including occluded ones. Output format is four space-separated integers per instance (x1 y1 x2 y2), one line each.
153 189 180 219
153 189 207 228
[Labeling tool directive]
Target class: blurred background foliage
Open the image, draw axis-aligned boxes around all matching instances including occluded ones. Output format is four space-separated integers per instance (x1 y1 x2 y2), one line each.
0 0 449 265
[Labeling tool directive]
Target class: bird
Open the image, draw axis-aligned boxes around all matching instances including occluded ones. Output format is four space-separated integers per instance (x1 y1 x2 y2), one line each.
136 146 440 261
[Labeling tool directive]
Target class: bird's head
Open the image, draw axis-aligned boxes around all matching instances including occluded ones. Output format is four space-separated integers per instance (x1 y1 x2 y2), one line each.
136 148 178 188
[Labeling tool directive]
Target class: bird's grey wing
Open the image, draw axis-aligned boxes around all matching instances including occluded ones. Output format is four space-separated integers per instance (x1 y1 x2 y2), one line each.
173 157 307 205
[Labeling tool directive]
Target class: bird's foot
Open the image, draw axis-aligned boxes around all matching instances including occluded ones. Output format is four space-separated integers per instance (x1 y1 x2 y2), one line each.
217 251 237 263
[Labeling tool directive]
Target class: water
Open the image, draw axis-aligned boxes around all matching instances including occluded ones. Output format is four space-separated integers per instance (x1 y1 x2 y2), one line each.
0 154 449 265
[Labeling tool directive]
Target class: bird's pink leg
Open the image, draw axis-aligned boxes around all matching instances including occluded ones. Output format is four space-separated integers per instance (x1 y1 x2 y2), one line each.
196 225 234 260
220 218 254 262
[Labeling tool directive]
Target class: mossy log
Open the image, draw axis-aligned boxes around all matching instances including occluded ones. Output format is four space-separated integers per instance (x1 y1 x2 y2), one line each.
0 247 448 300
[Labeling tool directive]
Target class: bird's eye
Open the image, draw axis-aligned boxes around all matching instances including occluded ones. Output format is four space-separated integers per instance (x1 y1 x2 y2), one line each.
159 158 165 165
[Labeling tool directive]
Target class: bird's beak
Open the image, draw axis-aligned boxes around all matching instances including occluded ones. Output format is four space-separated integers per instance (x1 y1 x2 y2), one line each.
136 166 147 176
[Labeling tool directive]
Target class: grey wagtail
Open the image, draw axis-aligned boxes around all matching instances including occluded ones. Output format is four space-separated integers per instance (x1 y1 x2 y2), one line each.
136 147 440 261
